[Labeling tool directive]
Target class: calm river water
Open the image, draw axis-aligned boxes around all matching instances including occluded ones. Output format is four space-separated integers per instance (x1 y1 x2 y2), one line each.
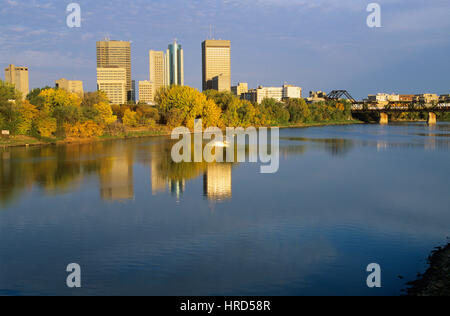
0 123 449 296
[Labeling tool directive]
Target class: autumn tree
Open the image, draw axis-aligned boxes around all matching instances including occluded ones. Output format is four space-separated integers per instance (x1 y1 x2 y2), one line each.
17 101 39 135
94 102 117 125
156 85 222 129
81 91 109 107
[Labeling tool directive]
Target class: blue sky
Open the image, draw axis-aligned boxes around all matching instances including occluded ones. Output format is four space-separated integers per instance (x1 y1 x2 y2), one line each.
0 0 449 99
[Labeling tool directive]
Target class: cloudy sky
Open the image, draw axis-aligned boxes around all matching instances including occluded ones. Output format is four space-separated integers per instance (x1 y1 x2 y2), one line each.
0 0 449 99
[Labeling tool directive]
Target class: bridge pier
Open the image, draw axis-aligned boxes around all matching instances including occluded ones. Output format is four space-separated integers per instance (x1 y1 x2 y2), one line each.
379 113 389 125
427 112 437 125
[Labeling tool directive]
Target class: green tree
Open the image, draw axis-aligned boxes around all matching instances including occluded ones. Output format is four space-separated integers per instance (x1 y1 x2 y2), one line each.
81 91 109 107
261 98 290 125
0 80 21 133
286 98 310 123
26 87 51 107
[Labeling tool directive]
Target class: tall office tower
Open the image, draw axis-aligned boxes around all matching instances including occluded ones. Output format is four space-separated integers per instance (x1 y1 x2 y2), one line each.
96 40 132 101
149 50 166 92
97 67 127 105
4 64 29 100
202 40 231 92
55 78 84 97
165 40 184 86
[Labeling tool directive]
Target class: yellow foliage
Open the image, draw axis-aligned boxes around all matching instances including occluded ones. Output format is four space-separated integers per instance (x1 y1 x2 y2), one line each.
17 100 38 135
65 121 103 138
122 109 139 127
39 88 81 109
35 112 57 138
157 85 223 129
94 102 117 125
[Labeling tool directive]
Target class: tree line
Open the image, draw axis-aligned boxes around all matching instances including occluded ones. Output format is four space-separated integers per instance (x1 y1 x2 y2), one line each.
0 81 353 140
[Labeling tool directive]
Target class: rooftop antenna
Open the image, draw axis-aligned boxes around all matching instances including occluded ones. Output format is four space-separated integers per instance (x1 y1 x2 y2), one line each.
209 25 212 40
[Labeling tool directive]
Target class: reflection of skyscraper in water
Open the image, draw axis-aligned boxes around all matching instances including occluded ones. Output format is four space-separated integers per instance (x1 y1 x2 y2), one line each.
150 154 185 201
100 155 134 201
170 179 185 201
203 164 232 201
151 158 167 195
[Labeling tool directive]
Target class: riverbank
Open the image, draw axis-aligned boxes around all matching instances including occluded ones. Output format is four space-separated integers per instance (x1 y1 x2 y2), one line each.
406 243 450 296
1 120 363 149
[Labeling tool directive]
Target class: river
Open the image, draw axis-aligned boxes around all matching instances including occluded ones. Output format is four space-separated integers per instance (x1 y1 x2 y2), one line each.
0 122 449 295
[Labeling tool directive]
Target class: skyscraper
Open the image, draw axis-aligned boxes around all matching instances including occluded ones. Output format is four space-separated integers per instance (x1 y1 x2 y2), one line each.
4 64 29 100
202 40 231 92
96 40 132 101
165 40 184 86
149 50 165 92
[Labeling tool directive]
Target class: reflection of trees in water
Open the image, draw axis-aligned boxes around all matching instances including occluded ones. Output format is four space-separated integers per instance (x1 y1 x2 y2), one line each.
0 144 104 207
280 137 354 157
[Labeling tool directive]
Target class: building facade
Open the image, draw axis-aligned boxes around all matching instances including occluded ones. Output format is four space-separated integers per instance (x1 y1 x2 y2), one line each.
139 81 156 104
4 64 29 100
231 82 248 96
202 40 231 91
55 78 84 96
97 40 132 101
415 94 439 104
282 84 302 99
165 40 184 86
149 50 166 92
97 67 127 105
242 84 302 104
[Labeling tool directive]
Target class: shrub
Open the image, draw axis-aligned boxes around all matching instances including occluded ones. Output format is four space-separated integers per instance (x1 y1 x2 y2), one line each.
65 121 103 138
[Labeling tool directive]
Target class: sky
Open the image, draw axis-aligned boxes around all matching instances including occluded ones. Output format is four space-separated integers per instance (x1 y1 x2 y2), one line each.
0 0 449 100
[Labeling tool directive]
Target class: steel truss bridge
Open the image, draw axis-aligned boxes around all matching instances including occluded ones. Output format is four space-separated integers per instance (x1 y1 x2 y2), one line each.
326 90 450 113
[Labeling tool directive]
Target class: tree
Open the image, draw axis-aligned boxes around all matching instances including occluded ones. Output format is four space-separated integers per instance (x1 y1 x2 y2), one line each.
286 98 310 123
39 88 82 110
17 101 39 135
94 102 117 125
35 110 57 138
26 87 51 107
81 91 109 107
122 109 139 127
261 98 290 125
39 88 82 137
0 80 21 133
156 85 223 129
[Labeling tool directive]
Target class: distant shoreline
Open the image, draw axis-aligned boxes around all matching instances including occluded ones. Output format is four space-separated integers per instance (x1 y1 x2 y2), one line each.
0 119 427 149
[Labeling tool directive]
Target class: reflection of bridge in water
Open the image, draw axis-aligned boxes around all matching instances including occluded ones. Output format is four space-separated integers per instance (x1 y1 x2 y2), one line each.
327 90 450 125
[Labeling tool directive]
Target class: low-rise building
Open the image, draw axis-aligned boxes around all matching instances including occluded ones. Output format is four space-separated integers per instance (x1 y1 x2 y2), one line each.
415 94 439 104
399 94 415 102
231 82 248 96
282 84 302 99
55 78 84 96
439 94 450 102
241 84 302 104
307 91 327 103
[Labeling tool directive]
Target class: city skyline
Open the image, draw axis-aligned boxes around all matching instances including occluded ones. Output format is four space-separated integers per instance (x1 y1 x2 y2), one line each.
1 1 449 100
